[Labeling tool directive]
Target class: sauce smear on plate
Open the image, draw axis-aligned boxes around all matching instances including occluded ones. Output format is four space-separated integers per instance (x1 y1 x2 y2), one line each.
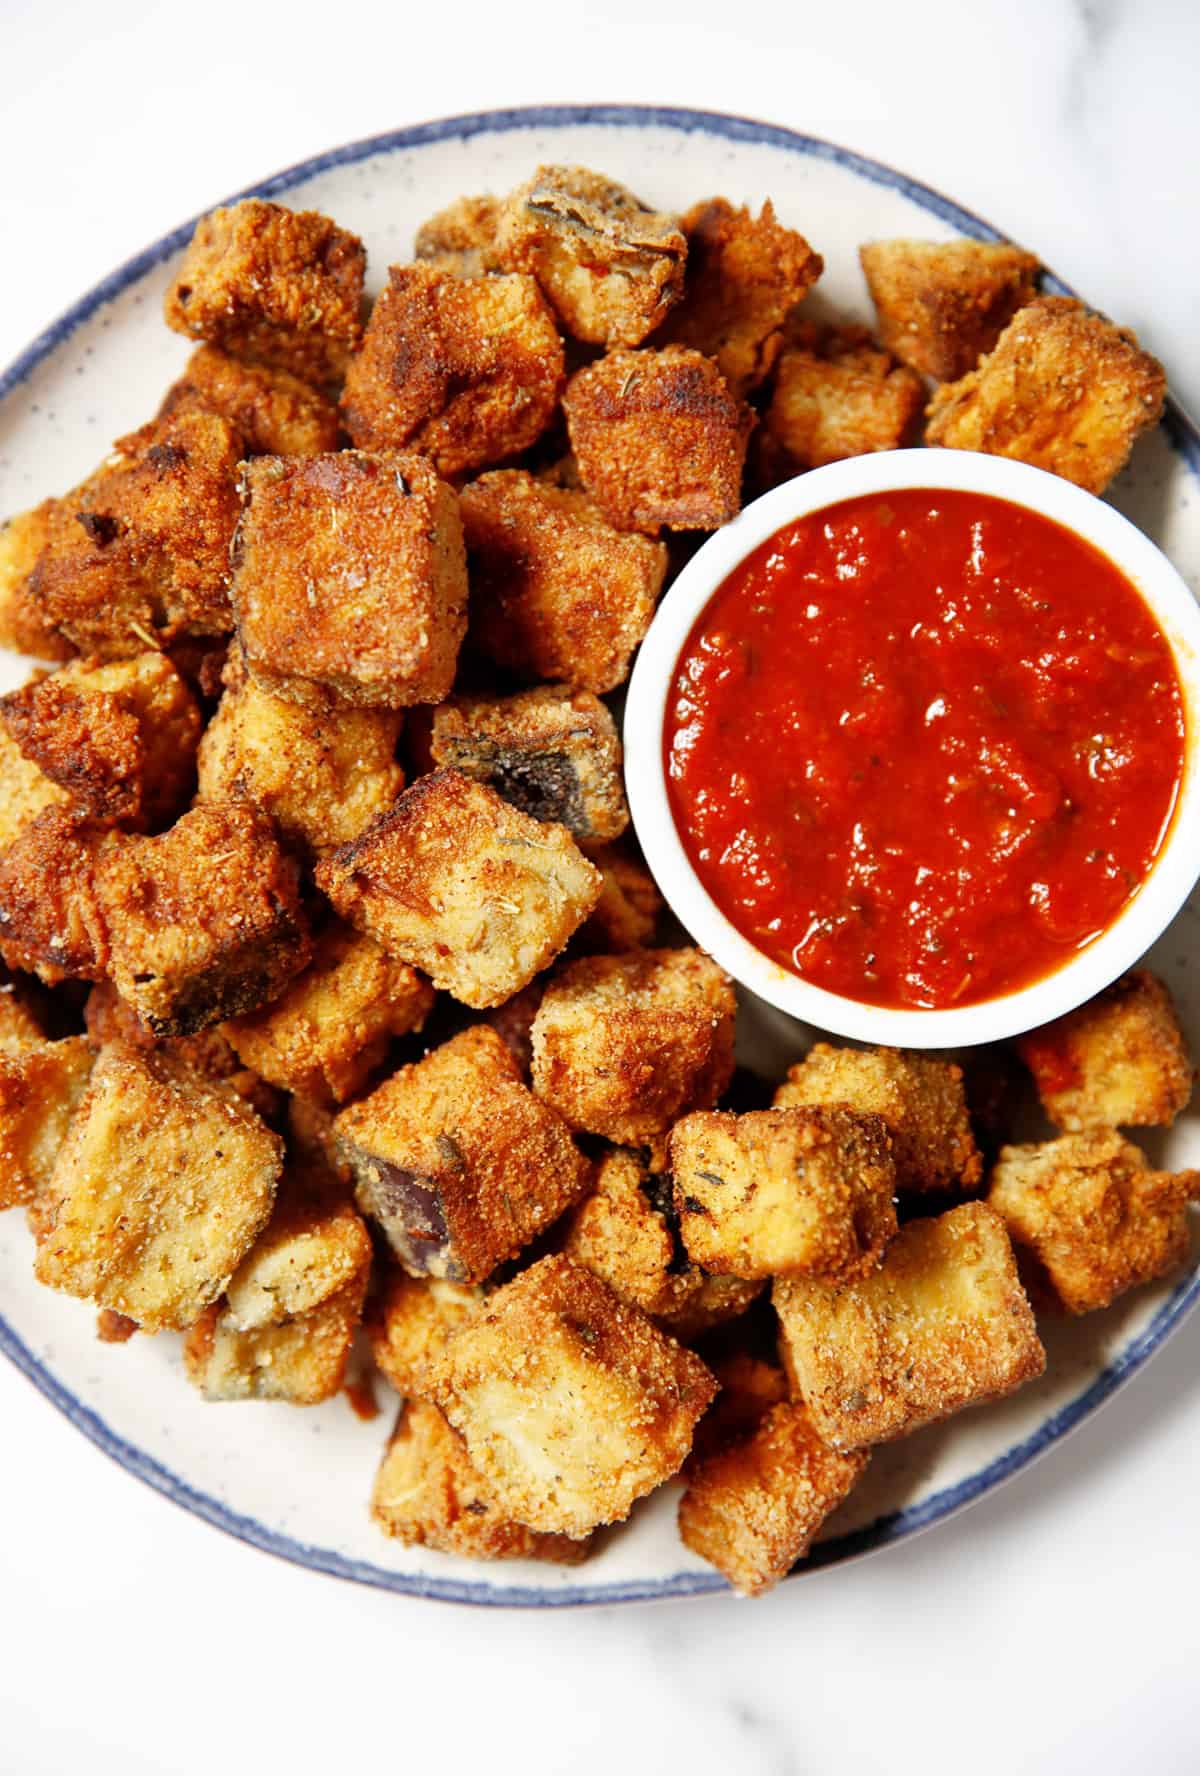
665 488 1185 1009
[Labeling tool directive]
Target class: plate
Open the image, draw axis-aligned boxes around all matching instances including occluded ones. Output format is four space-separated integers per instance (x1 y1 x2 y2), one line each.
2 104 1198 1608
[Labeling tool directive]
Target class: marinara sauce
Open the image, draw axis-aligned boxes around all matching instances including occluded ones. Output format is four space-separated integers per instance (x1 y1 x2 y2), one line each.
665 489 1185 1010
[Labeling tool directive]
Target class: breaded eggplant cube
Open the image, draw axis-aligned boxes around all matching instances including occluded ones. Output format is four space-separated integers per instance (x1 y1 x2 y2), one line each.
679 1398 868 1596
670 1106 897 1283
563 346 754 533
1016 969 1193 1132
157 345 340 456
774 1201 1045 1451
496 165 687 347
316 769 602 1009
430 685 628 842
414 194 505 278
196 649 405 856
94 803 311 1035
34 1042 283 1329
0 1018 93 1211
84 980 282 1122
0 651 201 828
369 1269 484 1398
223 920 434 1106
232 450 468 710
341 264 563 476
925 296 1166 493
429 1253 717 1537
661 198 823 396
0 502 76 660
372 1399 591 1562
531 948 736 1150
28 406 243 658
989 1129 1200 1314
860 237 1040 381
687 1352 790 1466
334 1025 589 1283
184 1271 368 1404
755 326 924 481
163 199 366 386
0 725 73 851
775 1043 982 1195
576 841 662 952
0 809 114 982
462 469 667 693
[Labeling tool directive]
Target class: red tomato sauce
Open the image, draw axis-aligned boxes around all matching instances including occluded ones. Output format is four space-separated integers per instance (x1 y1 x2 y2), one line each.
664 489 1185 1010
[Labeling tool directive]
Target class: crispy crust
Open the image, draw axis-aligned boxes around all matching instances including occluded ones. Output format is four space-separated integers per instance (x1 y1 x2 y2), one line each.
184 1268 368 1404
0 503 76 660
368 1269 484 1398
0 809 114 982
1016 969 1194 1132
575 840 662 953
414 195 505 278
0 1032 93 1210
158 345 339 456
84 980 281 1121
222 1154 371 1330
755 324 924 484
0 725 74 852
860 238 1040 381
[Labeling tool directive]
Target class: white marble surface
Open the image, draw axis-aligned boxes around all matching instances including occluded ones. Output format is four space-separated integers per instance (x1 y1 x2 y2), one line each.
2 3 1199 1772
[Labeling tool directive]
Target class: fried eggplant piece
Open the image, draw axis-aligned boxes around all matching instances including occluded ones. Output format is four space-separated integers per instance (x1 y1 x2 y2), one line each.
755 325 924 481
531 947 736 1150
414 194 505 277
196 649 405 855
341 265 563 476
0 725 73 850
372 1399 591 1562
28 406 243 657
429 1253 717 1537
1016 970 1193 1132
462 469 667 693
317 770 601 1009
223 1151 371 1330
687 1352 791 1467
334 1025 589 1283
496 165 687 347
163 199 366 386
670 1106 897 1283
774 1202 1045 1451
563 346 754 532
661 198 823 396
94 803 311 1035
35 1042 282 1329
430 685 628 842
860 237 1040 381
925 296 1166 493
157 344 340 455
0 503 76 660
575 840 662 952
775 1044 982 1195
232 450 467 709
223 920 434 1106
84 979 281 1121
368 1269 484 1397
0 809 113 982
989 1129 1200 1314
184 1271 368 1404
0 652 201 827
0 1011 93 1210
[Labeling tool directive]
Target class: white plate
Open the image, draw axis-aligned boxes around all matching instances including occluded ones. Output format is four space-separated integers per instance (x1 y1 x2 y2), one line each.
2 105 1197 1608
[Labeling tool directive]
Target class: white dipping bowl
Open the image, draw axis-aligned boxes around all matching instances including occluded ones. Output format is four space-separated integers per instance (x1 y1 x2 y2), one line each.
624 448 1200 1049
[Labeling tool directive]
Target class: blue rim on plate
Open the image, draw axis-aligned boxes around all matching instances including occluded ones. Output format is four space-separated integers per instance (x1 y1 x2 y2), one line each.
2 103 1198 1608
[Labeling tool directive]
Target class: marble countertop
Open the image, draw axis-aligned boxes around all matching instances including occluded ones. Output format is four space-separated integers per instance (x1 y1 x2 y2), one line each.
2 3 1198 1772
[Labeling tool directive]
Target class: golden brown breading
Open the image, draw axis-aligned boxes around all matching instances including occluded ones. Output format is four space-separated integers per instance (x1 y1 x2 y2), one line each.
563 346 754 533
989 1129 1200 1314
0 503 76 660
0 1029 93 1211
670 1106 897 1283
28 406 243 657
774 1202 1044 1451
163 199 366 386
575 840 662 953
925 296 1166 493
157 345 340 456
316 769 602 1009
462 470 667 693
531 947 736 1150
223 920 434 1105
94 803 311 1035
1017 970 1193 1132
341 265 563 475
414 194 505 277
222 1151 372 1331
96 1308 138 1342
860 237 1040 381
35 1042 282 1329
195 649 405 856
754 325 924 482
0 652 201 827
84 980 281 1121
334 1025 589 1283
656 1271 766 1342
679 1399 867 1595
0 725 73 851
660 198 823 396
496 165 687 347
430 685 628 842
232 450 468 709
775 1044 982 1195
372 1398 592 1562
481 978 545 1078
183 1270 368 1404
0 810 114 982
429 1253 717 1537
368 1269 484 1397
686 1352 790 1468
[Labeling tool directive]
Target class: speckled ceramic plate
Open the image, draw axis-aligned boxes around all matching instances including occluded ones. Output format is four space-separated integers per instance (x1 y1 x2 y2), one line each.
2 105 1198 1607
